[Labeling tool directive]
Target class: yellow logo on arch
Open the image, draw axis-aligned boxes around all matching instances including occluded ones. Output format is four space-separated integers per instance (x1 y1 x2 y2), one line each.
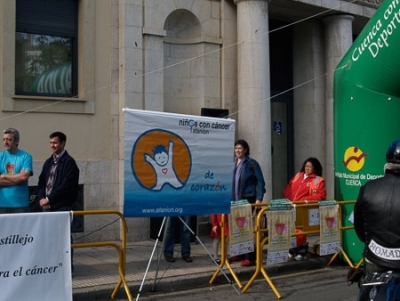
342 146 368 172
131 130 191 190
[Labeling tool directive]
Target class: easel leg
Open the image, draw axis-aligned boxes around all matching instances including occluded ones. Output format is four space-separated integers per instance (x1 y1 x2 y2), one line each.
135 216 168 301
151 217 170 291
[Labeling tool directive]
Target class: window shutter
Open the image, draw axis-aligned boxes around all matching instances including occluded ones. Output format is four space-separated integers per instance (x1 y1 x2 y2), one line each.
16 0 78 38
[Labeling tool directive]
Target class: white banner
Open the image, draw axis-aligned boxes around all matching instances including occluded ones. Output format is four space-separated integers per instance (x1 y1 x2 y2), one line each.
123 108 236 217
0 212 72 301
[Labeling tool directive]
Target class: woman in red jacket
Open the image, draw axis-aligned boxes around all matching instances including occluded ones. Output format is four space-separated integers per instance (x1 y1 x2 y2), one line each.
283 157 326 202
283 157 326 260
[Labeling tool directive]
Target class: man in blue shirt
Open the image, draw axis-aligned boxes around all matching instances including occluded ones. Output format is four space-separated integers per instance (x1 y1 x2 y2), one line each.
0 128 33 213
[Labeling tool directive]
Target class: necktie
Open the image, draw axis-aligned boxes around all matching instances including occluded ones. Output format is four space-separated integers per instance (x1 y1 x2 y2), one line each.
46 162 58 196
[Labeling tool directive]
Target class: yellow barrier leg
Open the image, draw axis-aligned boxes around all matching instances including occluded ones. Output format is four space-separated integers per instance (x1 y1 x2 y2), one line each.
327 251 339 266
112 278 123 297
339 247 355 267
71 210 132 301
355 258 364 269
111 267 133 301
241 238 261 293
209 216 243 288
209 260 243 289
242 208 281 299
261 267 282 299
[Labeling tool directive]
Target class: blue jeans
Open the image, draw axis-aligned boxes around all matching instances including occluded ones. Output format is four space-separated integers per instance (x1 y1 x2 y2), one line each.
163 216 191 258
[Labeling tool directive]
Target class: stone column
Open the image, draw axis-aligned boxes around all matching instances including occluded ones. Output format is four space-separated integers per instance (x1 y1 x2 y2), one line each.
323 15 354 199
234 0 271 200
292 20 326 174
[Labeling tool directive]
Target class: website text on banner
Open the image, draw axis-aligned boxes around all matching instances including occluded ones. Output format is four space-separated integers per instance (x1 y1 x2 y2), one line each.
123 108 236 217
0 212 72 301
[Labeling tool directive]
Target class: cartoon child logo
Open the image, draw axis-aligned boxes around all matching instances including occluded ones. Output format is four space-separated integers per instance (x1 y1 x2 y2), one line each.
131 129 191 191
144 141 183 190
342 146 368 172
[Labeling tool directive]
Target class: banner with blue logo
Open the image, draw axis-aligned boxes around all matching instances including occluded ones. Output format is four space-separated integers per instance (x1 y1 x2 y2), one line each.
123 108 236 217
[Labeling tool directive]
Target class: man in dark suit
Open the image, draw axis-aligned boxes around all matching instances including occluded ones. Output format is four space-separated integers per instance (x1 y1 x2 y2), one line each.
38 132 79 212
37 131 79 272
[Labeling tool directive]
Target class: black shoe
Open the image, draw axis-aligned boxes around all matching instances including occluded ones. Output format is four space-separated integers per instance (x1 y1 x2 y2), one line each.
182 256 193 262
215 258 221 264
165 256 175 262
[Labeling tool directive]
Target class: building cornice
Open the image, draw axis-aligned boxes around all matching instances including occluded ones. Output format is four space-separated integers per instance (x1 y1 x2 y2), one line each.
349 0 382 9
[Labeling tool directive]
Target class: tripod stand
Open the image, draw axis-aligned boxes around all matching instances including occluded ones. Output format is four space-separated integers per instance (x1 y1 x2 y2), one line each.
135 216 240 300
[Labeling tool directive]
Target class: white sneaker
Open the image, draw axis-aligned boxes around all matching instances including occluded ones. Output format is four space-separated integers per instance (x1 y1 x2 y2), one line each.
288 253 293 259
294 254 303 261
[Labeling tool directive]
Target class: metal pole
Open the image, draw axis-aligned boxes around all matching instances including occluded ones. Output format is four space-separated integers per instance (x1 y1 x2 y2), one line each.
135 216 168 301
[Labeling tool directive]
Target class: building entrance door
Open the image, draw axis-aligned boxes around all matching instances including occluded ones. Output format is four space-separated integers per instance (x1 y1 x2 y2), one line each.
271 93 293 199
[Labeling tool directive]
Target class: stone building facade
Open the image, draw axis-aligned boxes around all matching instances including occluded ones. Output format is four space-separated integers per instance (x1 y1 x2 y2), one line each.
0 0 380 242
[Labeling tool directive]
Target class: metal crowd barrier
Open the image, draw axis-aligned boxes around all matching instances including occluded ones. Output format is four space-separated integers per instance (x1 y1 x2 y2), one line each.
209 201 363 298
71 210 132 301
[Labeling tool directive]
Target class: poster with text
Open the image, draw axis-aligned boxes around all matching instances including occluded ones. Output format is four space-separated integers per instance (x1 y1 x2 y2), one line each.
319 205 340 256
267 210 293 265
229 200 254 256
0 212 72 301
123 108 236 217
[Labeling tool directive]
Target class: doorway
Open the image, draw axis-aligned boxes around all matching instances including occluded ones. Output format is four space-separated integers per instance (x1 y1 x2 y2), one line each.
271 93 293 198
269 19 294 198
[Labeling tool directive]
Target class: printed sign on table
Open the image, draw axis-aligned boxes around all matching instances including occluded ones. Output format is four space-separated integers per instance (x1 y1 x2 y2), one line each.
123 108 236 217
0 212 72 301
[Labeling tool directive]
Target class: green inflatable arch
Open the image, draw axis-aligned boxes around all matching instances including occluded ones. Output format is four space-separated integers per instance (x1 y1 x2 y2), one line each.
334 0 400 263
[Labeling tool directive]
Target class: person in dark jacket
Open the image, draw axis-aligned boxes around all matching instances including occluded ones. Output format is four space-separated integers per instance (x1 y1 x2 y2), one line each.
354 139 400 274
231 139 266 266
232 139 265 203
38 131 79 272
38 132 79 212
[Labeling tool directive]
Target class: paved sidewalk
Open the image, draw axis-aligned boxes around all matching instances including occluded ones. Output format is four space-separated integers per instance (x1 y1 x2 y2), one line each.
72 235 331 300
